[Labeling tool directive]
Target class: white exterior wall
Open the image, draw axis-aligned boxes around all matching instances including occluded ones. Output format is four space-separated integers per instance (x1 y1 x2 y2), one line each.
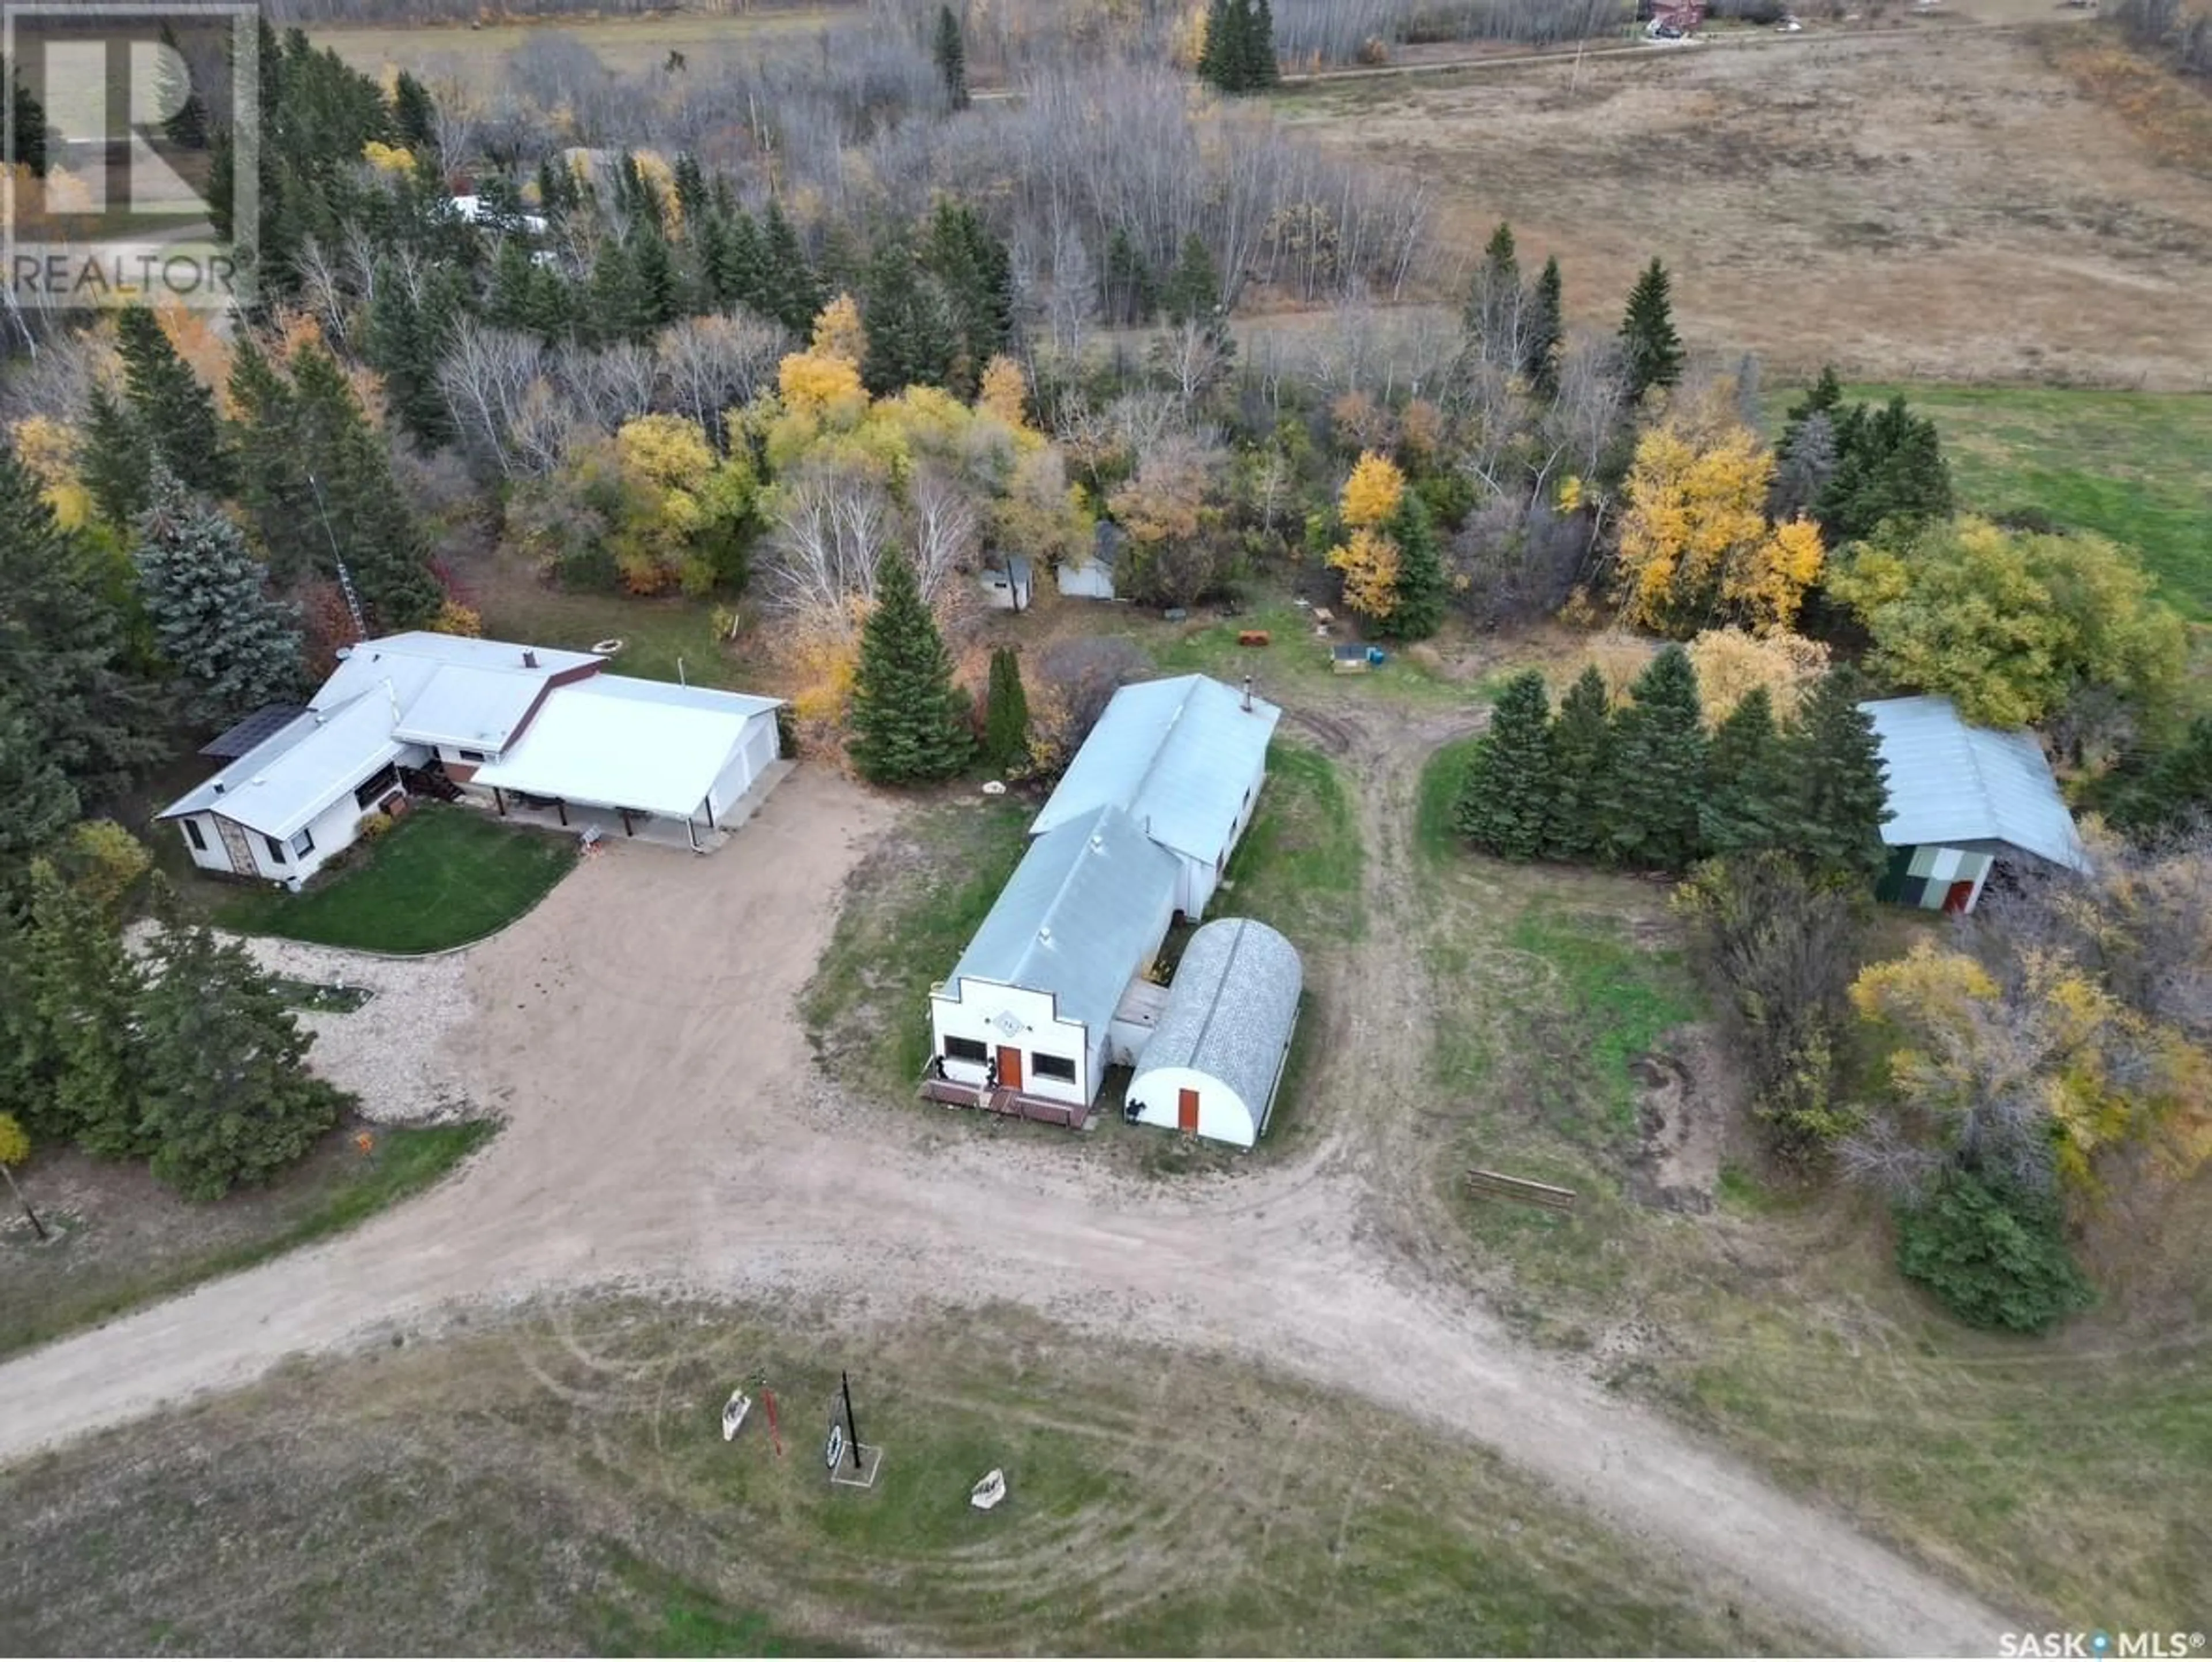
928 978 1097 1107
706 714 778 824
1126 1067 1260 1148
1056 561 1113 600
1175 763 1266 919
174 813 236 876
980 569 1031 611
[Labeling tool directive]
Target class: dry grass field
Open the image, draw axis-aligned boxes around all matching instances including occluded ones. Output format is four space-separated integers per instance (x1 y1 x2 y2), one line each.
1282 22 2212 388
314 2 851 81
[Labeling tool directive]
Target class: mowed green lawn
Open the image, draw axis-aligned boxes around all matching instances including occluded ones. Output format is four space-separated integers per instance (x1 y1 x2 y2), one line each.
1847 384 2212 620
218 803 575 954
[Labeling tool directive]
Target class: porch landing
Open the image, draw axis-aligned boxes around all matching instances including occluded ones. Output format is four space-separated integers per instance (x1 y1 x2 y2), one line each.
919 1074 1091 1130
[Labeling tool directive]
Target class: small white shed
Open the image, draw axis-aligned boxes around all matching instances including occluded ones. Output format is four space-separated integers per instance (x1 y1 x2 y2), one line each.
1127 917 1302 1148
1057 522 1124 600
980 554 1033 612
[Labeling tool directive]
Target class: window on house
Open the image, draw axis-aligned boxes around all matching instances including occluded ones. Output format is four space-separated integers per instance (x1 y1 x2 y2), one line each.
264 834 287 864
945 1036 988 1063
183 820 207 853
1032 1053 1076 1083
291 826 316 858
457 748 488 764
354 764 400 809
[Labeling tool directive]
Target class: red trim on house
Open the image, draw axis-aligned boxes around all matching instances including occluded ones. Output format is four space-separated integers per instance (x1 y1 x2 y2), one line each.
502 659 604 752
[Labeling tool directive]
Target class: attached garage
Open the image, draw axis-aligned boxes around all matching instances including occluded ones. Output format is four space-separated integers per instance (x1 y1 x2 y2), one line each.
1127 917 1302 1148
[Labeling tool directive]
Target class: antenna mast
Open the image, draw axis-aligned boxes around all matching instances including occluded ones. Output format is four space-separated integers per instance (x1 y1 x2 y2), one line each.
307 470 368 643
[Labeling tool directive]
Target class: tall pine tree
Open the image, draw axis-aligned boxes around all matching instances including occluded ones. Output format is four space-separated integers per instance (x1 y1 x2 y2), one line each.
1601 644 1706 871
1785 669 1889 882
1377 491 1445 643
982 646 1031 773
1699 685 1794 857
933 3 971 110
1522 255 1563 399
861 231 957 395
1543 665 1613 863
1455 670 1554 860
132 475 306 731
116 305 232 498
135 914 346 1201
24 859 146 1159
1618 257 1684 405
849 551 974 784
0 443 162 807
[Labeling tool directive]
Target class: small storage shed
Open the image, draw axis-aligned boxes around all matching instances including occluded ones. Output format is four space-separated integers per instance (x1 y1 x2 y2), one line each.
980 555 1033 612
1861 695 2091 914
1127 917 1302 1148
1058 522 1123 600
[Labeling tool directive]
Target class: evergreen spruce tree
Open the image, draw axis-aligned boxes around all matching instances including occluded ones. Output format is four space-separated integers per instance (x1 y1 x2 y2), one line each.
1601 644 1707 871
0 700 79 867
392 69 437 152
762 197 825 337
1817 396 1953 544
1618 257 1684 405
982 646 1031 773
925 199 1013 394
81 384 153 528
1543 665 1613 863
848 550 974 784
1378 491 1444 643
157 24 208 149
291 344 444 632
3 52 48 176
1785 669 1890 882
1249 0 1278 86
1104 226 1156 325
933 3 971 110
135 916 346 1201
1699 685 1793 857
1161 232 1222 327
673 152 709 222
1522 254 1563 399
132 475 306 731
1198 0 1234 89
632 222 685 328
1454 670 1555 860
0 444 162 806
586 236 650 344
24 860 146 1159
1464 221 1521 365
364 262 457 449
227 336 319 585
860 232 957 395
116 305 232 497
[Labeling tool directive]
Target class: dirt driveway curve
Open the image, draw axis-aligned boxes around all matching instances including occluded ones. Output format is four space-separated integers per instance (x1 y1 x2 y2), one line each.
0 760 2014 1656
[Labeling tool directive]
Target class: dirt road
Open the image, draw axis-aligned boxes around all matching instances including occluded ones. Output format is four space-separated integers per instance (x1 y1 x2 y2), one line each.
0 757 2015 1655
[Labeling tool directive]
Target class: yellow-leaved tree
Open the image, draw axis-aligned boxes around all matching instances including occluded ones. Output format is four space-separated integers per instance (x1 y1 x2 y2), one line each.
976 355 1029 428
362 141 415 174
1327 450 1408 624
9 415 93 529
1848 940 2166 1198
1615 421 1824 636
810 293 868 367
1685 627 1831 725
0 1111 43 1242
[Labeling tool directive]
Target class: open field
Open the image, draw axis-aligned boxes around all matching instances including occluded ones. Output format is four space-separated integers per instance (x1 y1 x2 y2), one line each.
1408 741 2212 1630
217 802 576 954
1844 383 2212 618
0 1297 1823 1656
314 3 853 82
1282 24 2212 388
0 1123 490 1362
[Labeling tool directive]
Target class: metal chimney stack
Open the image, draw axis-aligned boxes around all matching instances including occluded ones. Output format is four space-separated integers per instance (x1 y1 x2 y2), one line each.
1242 674 1253 713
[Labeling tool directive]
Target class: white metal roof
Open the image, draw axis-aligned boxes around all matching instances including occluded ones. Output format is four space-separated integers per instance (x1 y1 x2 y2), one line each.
313 633 604 749
1133 917 1304 1126
157 693 405 839
1031 675 1281 863
467 676 781 819
949 804 1180 1039
1861 695 2090 872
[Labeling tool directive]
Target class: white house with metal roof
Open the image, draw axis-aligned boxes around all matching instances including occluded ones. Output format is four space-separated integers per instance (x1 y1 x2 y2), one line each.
1861 695 2090 915
1127 917 1303 1147
926 805 1181 1124
160 632 783 887
1030 673 1281 919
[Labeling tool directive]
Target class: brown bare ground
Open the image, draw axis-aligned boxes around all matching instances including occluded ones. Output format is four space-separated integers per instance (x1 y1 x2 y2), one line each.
1283 22 2212 388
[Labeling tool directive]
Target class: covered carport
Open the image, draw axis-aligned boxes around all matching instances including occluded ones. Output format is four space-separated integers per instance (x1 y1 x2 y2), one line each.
467 677 783 852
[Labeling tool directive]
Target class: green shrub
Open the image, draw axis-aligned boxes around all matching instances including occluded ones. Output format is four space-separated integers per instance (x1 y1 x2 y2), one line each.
554 541 622 594
357 811 395 843
1895 1174 2094 1334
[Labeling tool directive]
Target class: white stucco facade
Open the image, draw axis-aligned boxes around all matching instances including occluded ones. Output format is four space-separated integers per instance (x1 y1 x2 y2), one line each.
928 978 1098 1109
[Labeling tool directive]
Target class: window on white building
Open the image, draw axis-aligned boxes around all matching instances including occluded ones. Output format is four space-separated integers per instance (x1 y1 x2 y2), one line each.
183 820 207 853
945 1036 988 1063
1032 1053 1076 1083
291 826 316 858
264 834 286 864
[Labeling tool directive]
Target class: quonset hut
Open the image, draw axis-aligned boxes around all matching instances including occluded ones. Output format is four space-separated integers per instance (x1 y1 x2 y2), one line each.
1126 917 1303 1148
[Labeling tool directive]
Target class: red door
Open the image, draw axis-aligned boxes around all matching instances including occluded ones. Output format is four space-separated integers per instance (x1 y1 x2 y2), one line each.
1942 879 1975 915
997 1046 1024 1090
1178 1088 1199 1133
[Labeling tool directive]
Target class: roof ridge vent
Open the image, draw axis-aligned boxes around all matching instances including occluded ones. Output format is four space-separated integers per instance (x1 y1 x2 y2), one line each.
1038 924 1053 944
